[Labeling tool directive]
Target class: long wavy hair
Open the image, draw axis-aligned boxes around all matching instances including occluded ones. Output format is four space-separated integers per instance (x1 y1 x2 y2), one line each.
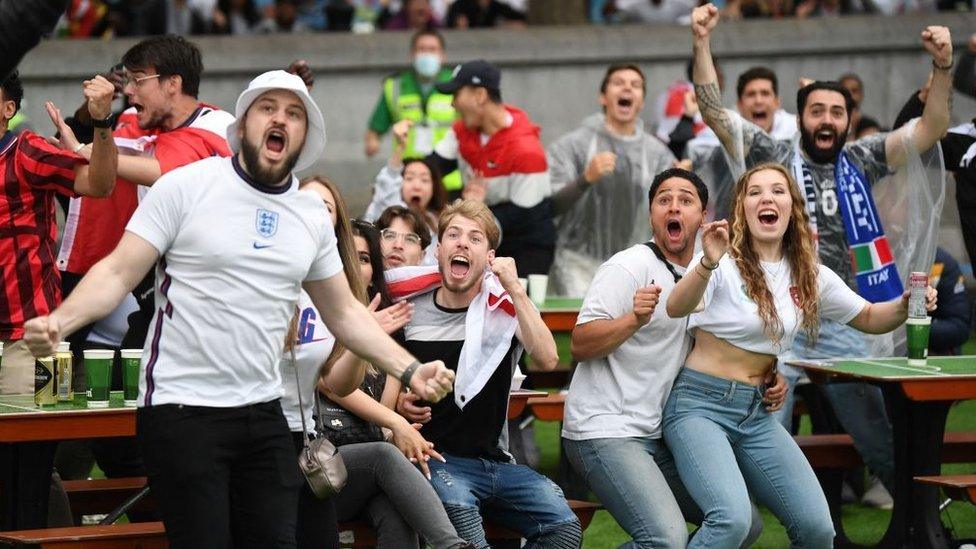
729 163 821 346
285 176 367 373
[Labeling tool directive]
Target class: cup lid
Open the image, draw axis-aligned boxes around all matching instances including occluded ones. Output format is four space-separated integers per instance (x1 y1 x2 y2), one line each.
83 349 116 359
57 341 70 353
119 349 144 359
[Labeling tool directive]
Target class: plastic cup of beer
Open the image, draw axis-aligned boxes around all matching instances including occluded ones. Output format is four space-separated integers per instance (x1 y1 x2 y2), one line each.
528 274 548 307
83 349 115 408
120 349 142 406
906 316 932 367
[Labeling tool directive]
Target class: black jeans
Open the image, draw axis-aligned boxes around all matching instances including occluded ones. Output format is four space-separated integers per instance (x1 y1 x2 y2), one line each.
290 432 339 549
137 400 301 548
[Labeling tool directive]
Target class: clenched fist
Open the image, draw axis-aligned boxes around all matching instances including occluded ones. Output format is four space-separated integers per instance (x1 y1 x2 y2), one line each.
584 152 617 183
691 4 720 40
489 256 520 292
409 361 455 403
921 26 953 68
84 75 116 121
23 315 61 358
633 285 662 326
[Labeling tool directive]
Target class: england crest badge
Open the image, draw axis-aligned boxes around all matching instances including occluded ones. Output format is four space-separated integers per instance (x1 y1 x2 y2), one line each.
256 209 279 238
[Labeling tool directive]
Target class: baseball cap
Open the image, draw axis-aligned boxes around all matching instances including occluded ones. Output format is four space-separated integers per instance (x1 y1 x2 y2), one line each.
226 70 325 173
435 59 501 94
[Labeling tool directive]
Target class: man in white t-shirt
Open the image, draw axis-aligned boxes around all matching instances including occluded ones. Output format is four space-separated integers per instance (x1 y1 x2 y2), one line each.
562 168 779 547
24 70 455 548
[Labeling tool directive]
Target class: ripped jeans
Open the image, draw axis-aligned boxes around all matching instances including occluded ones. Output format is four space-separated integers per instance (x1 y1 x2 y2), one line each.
426 454 582 549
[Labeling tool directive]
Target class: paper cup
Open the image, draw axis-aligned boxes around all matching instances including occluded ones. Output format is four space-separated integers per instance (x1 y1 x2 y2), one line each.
528 274 548 307
120 349 143 406
83 349 115 408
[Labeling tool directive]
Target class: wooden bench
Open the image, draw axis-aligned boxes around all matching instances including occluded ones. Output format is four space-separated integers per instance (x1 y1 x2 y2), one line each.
796 431 976 469
337 499 602 547
915 475 976 505
797 431 976 547
0 522 166 548
0 493 598 548
60 478 154 525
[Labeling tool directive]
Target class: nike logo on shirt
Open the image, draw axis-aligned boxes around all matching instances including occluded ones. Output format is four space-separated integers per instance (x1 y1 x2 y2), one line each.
253 242 273 249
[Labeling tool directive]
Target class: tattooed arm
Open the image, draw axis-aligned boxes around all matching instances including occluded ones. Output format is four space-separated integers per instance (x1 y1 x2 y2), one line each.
690 4 742 161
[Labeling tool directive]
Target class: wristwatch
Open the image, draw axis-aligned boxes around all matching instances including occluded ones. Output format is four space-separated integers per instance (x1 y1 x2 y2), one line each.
91 115 114 128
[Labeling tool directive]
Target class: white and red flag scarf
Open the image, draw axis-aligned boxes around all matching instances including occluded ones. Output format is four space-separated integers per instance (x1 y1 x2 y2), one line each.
385 266 519 409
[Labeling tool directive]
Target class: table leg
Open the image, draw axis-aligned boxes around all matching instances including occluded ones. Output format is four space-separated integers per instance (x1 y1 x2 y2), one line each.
0 441 57 530
878 387 951 549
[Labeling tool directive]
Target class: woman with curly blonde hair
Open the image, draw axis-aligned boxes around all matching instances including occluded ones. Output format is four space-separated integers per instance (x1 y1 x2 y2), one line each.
663 162 936 548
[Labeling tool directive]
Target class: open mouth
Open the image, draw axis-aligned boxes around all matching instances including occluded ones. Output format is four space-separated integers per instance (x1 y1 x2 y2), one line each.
666 219 682 239
751 111 768 124
407 194 422 206
265 129 287 154
814 128 836 148
450 255 471 278
617 97 633 108
758 209 779 226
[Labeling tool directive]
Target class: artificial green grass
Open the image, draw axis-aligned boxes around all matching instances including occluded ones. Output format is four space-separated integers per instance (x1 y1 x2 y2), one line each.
532 402 976 548
535 334 976 547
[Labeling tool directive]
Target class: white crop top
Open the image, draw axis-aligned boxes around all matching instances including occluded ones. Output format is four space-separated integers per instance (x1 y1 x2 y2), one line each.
687 255 868 355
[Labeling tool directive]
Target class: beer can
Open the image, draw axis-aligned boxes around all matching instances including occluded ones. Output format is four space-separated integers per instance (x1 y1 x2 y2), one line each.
55 342 73 402
908 271 929 319
34 356 57 406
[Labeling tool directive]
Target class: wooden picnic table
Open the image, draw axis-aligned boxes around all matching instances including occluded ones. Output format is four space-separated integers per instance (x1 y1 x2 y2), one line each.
538 297 581 334
507 390 547 419
0 392 136 531
788 356 976 549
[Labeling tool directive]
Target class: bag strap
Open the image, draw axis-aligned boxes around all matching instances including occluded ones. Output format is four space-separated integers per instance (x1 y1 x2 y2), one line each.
290 343 313 448
644 241 683 284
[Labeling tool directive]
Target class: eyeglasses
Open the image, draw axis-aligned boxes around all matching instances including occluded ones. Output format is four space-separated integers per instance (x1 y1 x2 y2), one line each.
122 73 160 89
380 228 422 247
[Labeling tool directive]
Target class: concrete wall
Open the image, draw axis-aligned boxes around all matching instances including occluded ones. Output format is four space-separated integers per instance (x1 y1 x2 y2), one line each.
15 14 976 261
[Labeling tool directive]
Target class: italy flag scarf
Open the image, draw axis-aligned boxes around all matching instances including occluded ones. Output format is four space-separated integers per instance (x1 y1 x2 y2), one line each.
792 146 903 302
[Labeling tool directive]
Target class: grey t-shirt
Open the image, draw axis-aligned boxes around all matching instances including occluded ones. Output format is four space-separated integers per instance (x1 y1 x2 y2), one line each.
562 244 690 441
743 126 891 289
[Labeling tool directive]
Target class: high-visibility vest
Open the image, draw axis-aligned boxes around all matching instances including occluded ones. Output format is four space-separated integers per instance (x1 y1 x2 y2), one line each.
383 69 462 190
8 111 26 132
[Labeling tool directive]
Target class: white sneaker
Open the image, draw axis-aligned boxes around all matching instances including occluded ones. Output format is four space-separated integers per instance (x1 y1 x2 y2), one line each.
861 476 894 510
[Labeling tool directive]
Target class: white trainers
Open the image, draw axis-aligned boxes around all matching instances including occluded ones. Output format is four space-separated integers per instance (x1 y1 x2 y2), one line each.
861 475 894 510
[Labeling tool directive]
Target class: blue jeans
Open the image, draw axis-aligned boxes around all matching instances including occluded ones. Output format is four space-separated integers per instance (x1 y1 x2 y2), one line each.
663 368 834 549
426 454 582 549
772 320 895 491
563 436 763 549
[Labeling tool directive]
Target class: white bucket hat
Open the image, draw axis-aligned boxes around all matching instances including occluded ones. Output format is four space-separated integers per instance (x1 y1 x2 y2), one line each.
226 70 325 173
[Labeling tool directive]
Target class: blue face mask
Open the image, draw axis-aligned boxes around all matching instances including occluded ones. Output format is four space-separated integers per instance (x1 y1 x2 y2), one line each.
413 54 442 79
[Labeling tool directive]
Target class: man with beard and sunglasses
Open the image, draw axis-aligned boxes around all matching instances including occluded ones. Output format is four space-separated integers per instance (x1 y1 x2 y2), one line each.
690 3 952 500
24 70 456 548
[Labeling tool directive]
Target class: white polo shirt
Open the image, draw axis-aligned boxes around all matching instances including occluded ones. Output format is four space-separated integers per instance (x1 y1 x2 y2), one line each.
126 156 343 408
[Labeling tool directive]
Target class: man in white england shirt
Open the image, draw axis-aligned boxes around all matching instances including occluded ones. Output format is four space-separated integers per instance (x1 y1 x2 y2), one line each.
24 70 455 548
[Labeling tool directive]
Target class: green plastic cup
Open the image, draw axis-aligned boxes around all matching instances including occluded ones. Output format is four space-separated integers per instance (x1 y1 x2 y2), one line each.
83 349 114 408
120 349 142 406
906 316 932 367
